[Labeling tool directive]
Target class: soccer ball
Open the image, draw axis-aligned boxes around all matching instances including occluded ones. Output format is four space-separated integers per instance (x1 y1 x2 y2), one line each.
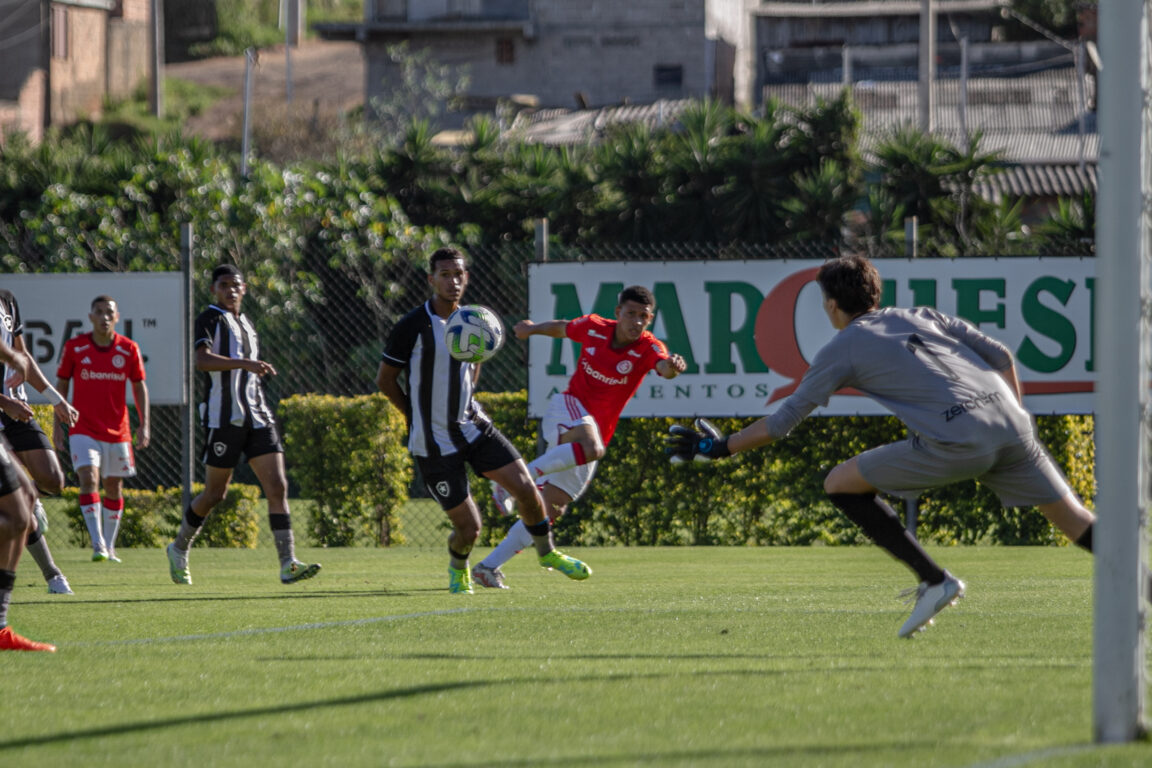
444 305 505 363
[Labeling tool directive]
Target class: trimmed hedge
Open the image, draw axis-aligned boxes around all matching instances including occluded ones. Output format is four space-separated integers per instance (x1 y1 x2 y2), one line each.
476 392 1095 548
279 393 411 547
60 483 263 549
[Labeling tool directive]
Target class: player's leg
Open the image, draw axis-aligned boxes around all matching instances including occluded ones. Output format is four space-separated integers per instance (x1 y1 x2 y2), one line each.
444 499 483 594
69 431 111 559
476 485 574 588
526 395 602 478
826 449 963 638
0 443 55 651
98 440 136 563
249 447 320 584
12 438 70 591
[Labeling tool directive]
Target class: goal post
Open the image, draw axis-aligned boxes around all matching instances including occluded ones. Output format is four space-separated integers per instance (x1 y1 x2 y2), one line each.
1092 0 1151 743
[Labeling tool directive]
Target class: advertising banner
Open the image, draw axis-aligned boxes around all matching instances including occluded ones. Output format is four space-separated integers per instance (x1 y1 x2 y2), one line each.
526 258 1095 419
0 273 185 405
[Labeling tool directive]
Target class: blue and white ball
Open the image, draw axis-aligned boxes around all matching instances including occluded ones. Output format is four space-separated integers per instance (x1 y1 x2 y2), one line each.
444 305 505 363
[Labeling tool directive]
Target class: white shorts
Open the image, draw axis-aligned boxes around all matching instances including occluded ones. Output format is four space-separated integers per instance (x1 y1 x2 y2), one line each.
537 393 598 502
69 433 137 478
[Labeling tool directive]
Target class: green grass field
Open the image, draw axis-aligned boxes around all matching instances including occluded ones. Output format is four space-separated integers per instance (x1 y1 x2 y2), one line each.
2 545 1149 767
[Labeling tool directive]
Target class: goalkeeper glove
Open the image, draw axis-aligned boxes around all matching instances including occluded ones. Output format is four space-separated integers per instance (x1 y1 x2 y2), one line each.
665 418 731 464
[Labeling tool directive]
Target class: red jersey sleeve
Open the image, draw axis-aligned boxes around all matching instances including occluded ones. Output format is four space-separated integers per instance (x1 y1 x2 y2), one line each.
56 340 75 380
126 340 146 382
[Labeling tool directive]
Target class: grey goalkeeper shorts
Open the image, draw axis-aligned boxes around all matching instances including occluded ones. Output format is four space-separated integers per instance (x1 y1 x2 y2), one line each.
857 431 1073 507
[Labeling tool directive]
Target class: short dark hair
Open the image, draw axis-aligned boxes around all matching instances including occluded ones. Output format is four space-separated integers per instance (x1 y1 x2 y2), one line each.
212 264 243 284
91 295 116 310
816 255 882 316
428 247 466 274
618 285 655 308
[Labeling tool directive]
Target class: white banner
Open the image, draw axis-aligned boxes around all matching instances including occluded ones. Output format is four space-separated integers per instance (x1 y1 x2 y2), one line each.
526 258 1096 418
1 273 185 405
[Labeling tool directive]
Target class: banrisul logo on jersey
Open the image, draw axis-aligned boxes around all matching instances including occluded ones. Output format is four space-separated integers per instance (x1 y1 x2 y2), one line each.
526 258 1096 420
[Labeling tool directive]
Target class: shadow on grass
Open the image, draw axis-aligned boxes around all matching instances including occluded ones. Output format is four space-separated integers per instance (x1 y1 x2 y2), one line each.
0 669 952 762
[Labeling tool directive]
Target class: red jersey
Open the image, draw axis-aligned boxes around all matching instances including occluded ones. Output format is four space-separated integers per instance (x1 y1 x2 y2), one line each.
564 314 670 443
57 332 146 442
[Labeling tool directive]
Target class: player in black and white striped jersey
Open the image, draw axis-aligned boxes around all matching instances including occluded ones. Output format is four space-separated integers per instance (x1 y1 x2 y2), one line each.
165 265 320 587
0 289 77 594
376 247 591 594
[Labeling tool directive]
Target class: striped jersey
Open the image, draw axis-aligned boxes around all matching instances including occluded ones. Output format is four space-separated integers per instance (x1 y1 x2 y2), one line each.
193 305 274 428
766 306 1035 445
381 301 492 459
0 290 28 403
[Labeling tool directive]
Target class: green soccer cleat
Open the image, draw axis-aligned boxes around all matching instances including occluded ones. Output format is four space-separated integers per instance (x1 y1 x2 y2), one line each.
92 550 108 562
539 549 591 581
280 560 321 584
166 542 192 585
448 566 473 594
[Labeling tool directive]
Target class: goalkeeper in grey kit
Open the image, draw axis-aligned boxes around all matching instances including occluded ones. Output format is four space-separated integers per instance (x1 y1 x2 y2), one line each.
667 254 1100 638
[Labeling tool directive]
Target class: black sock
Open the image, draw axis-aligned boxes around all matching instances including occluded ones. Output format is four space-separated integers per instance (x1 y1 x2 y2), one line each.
1075 524 1093 552
448 547 470 571
828 493 946 584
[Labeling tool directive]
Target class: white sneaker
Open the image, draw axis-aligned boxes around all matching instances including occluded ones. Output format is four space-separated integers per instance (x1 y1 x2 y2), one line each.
472 562 509 589
490 481 515 516
898 572 964 638
47 574 73 595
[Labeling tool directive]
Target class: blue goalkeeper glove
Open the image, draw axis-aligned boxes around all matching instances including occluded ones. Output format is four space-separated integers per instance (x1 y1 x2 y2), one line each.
665 418 731 464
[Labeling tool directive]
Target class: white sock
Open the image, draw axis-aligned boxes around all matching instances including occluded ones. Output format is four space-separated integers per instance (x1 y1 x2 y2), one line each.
480 520 534 569
80 494 105 553
102 498 123 554
527 443 581 477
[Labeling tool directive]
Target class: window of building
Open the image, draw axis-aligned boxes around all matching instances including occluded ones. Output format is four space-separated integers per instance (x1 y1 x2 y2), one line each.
654 64 683 89
51 5 68 60
496 38 515 65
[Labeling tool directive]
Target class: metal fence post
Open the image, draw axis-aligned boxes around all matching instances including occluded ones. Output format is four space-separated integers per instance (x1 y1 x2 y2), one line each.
180 223 194 514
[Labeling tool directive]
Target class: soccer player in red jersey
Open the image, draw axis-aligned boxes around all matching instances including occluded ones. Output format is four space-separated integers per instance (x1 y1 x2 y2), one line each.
55 296 150 562
473 285 686 589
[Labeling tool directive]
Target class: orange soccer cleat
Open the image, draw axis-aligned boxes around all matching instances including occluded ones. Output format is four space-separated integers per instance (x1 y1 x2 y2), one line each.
0 626 57 652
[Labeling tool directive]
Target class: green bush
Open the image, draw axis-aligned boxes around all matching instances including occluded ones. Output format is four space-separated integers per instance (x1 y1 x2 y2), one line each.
280 393 411 546
472 392 1096 547
61 483 262 549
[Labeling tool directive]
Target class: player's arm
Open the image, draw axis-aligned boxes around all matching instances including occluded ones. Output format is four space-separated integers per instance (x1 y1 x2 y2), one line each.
195 345 275 377
655 354 686 380
0 393 32 422
513 319 568 339
132 379 151 449
375 361 409 419
53 375 71 449
664 416 775 464
10 335 78 427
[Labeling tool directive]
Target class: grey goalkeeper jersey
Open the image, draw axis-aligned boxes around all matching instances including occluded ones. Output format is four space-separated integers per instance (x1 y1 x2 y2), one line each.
766 306 1034 445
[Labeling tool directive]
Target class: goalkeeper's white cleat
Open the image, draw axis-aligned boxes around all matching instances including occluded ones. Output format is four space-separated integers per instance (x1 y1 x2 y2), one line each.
898 572 964 638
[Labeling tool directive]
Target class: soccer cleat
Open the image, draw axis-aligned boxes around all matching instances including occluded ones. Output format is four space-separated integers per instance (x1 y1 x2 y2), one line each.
472 562 509 589
92 550 109 562
898 571 965 638
448 566 474 594
280 560 321 584
47 575 73 595
0 626 56 652
539 549 591 581
107 551 122 564
166 542 192 585
490 481 515 516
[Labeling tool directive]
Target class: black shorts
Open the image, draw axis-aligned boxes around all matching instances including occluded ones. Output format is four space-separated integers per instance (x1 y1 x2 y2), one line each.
0 437 25 497
416 425 521 511
0 413 52 453
202 422 283 469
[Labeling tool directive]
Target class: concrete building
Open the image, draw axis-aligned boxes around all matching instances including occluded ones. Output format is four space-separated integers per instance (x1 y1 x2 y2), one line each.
317 0 749 113
0 0 154 144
